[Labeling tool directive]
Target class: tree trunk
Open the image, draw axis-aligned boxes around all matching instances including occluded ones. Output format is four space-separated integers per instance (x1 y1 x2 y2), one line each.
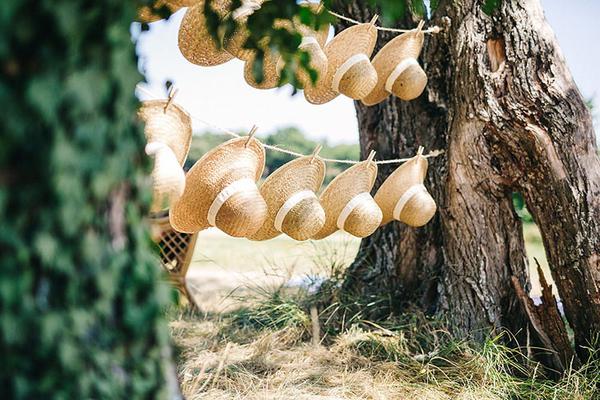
340 0 600 358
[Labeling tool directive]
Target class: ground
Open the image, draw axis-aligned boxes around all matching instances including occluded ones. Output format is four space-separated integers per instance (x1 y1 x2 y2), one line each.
170 224 598 399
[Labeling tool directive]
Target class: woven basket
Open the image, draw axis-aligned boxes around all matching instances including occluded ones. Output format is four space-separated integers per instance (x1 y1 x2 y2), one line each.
149 213 199 308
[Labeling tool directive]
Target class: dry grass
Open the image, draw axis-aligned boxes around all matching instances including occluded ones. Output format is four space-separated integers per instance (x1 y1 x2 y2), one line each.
171 224 595 399
171 278 600 400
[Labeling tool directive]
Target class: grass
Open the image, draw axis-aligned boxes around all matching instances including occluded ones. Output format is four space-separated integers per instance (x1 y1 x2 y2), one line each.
173 222 588 399
171 288 600 400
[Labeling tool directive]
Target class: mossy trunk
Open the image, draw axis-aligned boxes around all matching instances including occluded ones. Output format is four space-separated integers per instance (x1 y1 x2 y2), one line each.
0 0 179 397
339 0 600 360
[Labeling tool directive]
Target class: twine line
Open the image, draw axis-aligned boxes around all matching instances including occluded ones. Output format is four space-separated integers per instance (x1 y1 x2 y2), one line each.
135 84 444 165
327 11 442 34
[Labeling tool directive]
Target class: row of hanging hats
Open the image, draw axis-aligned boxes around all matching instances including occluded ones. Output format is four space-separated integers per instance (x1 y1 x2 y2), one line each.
137 94 437 241
165 0 429 105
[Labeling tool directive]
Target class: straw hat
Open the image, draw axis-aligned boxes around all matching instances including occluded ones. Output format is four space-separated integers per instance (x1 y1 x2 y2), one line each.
145 142 186 212
222 0 265 61
249 150 326 241
244 48 282 89
178 0 235 66
304 18 379 105
374 147 436 227
169 135 268 236
273 37 328 89
313 151 382 239
138 99 192 166
137 0 196 23
362 22 427 105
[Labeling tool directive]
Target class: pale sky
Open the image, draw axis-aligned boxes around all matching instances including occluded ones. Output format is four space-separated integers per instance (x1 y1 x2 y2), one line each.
135 0 599 144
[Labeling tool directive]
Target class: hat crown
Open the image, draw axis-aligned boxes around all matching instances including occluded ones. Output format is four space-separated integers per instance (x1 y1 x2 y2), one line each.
374 153 436 226
249 156 326 241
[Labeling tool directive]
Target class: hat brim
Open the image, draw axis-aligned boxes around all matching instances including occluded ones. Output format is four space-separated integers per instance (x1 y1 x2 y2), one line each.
138 100 193 166
304 23 377 105
169 137 265 233
178 1 235 66
374 154 428 225
249 156 325 241
313 159 378 239
361 29 424 106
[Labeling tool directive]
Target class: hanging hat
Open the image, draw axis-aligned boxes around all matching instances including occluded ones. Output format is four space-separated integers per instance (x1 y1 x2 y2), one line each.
304 17 379 105
169 135 268 236
274 36 328 89
249 149 326 241
362 22 427 105
222 0 265 61
146 142 186 212
374 147 436 227
178 0 236 66
313 151 382 239
244 48 282 89
137 0 196 23
138 98 192 166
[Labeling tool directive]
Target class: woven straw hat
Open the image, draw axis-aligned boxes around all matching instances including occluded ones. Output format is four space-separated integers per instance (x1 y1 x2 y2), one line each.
146 142 186 212
169 136 268 236
178 0 235 66
313 151 382 239
137 0 196 23
249 151 326 241
138 99 192 166
244 48 282 89
304 18 379 105
362 22 426 105
273 37 328 89
222 0 265 61
374 147 436 227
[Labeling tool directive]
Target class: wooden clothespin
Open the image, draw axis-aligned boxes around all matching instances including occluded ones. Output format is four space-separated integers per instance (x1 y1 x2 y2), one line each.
415 20 425 34
417 146 425 157
369 14 379 30
163 86 178 113
366 150 376 165
310 144 323 164
245 125 258 148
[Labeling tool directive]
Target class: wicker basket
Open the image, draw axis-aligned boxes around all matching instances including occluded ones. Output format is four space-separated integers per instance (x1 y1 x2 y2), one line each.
149 213 199 308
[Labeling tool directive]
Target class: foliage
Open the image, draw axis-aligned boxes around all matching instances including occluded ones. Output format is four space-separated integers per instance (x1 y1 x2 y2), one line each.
195 0 505 86
188 127 360 183
0 0 173 398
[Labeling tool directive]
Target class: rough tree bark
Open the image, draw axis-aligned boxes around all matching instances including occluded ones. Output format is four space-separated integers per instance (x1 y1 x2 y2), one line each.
339 0 600 358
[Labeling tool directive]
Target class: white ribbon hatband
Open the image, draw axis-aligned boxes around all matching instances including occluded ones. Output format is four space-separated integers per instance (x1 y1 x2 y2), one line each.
332 53 369 92
299 36 318 48
337 192 372 231
207 178 257 227
385 58 419 93
393 183 427 221
274 190 316 232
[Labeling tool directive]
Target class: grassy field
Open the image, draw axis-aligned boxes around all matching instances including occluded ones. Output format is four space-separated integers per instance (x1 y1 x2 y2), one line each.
187 222 553 309
171 223 588 399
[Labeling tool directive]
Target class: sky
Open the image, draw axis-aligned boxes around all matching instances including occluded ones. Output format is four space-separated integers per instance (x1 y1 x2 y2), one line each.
135 0 600 145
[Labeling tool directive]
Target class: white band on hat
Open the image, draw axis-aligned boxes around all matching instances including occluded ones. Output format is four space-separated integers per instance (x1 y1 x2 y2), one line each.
385 58 419 93
274 190 316 232
332 53 370 92
300 36 318 48
337 192 372 231
145 141 170 156
207 178 257 227
393 183 427 221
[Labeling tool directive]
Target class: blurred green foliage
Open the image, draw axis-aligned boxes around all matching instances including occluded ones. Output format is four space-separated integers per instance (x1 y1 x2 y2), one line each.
0 0 172 398
187 127 360 184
